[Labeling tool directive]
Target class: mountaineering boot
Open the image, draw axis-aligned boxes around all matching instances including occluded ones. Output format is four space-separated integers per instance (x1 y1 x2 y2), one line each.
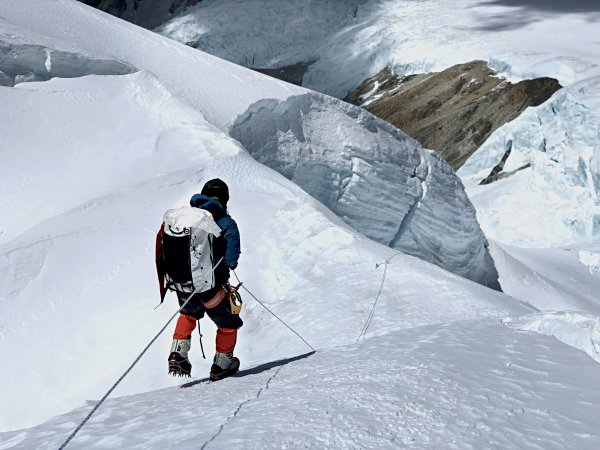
168 338 192 377
210 351 240 381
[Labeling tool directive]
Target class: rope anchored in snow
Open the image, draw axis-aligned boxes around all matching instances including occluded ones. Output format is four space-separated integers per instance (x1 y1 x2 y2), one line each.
356 253 402 342
233 270 315 352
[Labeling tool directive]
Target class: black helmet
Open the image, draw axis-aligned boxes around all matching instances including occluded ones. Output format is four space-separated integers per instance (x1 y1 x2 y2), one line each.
201 178 229 208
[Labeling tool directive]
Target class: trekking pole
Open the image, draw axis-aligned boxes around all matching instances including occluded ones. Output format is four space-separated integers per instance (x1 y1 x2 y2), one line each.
59 258 223 449
232 270 315 352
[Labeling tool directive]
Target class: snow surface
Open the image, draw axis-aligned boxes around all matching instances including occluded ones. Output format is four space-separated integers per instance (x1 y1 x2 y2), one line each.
158 0 600 97
489 241 600 316
3 320 600 448
505 311 600 364
2 0 600 446
231 93 499 287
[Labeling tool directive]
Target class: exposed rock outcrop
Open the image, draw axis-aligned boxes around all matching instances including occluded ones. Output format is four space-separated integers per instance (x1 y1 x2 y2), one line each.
231 93 501 289
345 61 561 170
78 0 200 28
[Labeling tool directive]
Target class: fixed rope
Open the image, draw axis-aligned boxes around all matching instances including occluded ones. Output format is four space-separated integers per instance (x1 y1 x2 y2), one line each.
58 258 223 449
233 270 315 352
356 253 402 342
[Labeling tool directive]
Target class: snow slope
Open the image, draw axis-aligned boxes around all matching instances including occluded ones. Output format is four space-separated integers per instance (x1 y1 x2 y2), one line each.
0 0 497 289
3 320 600 448
2 0 600 444
158 0 600 97
0 0 304 132
490 241 600 315
0 70 525 431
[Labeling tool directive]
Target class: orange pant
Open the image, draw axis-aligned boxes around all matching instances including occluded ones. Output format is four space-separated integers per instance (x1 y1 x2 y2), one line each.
173 314 238 353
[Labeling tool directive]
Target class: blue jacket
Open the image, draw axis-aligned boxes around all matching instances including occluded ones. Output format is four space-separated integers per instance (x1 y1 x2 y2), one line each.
190 194 240 284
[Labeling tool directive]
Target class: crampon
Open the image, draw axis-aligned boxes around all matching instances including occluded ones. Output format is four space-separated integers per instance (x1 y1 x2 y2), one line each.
168 352 192 377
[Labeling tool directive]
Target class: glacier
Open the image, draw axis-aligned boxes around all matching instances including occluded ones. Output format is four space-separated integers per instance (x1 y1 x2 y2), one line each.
2 1 600 447
157 0 600 97
458 76 600 248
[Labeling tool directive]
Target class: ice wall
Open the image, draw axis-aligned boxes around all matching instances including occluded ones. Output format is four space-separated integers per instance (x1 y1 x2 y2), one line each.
459 76 600 247
0 39 135 86
231 93 500 288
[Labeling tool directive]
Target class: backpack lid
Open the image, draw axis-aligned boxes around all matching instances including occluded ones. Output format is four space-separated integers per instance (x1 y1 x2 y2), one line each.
163 206 222 237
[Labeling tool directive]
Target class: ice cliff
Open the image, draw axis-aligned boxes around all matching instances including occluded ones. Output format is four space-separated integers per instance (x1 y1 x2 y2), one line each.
231 93 500 288
459 76 600 247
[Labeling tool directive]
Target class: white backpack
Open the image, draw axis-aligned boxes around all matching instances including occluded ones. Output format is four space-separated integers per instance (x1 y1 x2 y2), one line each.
160 206 222 294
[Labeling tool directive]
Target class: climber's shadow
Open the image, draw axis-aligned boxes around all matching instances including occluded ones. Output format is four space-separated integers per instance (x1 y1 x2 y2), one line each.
180 351 316 388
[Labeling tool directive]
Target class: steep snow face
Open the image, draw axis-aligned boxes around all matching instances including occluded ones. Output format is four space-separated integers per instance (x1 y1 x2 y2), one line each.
231 94 500 288
158 0 600 97
3 320 600 449
458 77 600 248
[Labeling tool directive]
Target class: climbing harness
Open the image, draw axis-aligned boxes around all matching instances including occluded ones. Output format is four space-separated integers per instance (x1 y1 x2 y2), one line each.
228 282 243 315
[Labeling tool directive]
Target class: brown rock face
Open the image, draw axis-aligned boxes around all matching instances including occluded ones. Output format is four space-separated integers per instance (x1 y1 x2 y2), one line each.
345 61 561 170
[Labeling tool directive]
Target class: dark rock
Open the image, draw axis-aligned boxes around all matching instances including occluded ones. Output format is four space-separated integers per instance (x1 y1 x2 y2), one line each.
253 61 315 86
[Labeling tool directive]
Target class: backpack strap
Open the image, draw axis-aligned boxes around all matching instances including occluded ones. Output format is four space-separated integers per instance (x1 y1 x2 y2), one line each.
155 225 167 303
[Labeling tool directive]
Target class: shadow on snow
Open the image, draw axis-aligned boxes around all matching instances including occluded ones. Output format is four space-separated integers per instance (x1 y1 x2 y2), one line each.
179 351 316 388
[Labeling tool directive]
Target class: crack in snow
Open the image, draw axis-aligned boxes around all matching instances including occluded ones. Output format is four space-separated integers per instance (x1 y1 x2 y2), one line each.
200 365 286 449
